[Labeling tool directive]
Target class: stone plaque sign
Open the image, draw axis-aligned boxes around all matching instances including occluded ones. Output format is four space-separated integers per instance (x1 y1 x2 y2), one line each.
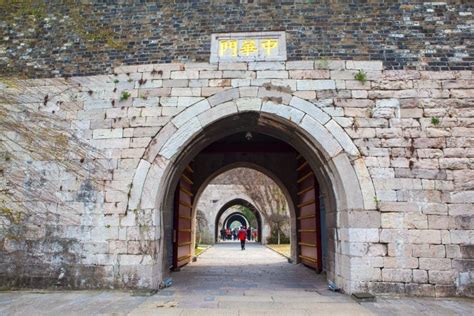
210 31 287 63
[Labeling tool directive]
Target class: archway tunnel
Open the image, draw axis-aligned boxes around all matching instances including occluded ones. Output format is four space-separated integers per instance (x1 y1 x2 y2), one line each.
213 198 264 243
166 112 332 275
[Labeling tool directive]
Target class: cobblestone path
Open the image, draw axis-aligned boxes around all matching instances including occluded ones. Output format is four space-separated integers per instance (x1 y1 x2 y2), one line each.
1 243 472 315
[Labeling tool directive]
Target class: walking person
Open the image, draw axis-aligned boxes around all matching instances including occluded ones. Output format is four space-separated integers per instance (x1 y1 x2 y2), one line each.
220 228 226 241
246 226 251 241
238 226 247 250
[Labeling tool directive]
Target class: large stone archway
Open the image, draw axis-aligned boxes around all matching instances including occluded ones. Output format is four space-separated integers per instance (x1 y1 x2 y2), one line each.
128 88 377 293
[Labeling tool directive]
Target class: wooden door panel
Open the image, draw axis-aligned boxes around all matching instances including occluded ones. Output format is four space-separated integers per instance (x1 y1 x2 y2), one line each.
173 165 194 269
296 155 322 272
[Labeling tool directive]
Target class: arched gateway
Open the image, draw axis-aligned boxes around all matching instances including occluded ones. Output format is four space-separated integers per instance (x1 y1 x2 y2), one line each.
128 88 376 293
214 198 263 243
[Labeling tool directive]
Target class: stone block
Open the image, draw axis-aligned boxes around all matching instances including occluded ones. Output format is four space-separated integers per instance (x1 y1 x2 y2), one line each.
160 117 202 159
257 87 292 104
315 59 345 70
429 270 456 285
382 70 421 80
171 87 201 97
376 98 400 108
172 99 210 128
406 283 435 296
236 98 262 112
128 159 151 210
248 62 285 70
184 62 217 70
92 128 123 139
445 245 461 258
296 80 336 90
412 245 446 258
452 259 474 271
223 70 256 79
381 213 403 229
419 258 452 271
141 161 167 210
218 62 247 70
231 79 251 87
208 88 239 106
289 97 330 124
84 99 113 110
372 80 413 90
352 90 368 98
421 203 448 215
209 79 231 87
450 230 474 244
119 254 153 265
335 99 374 108
261 101 304 124
256 70 288 79
339 210 380 228
383 256 418 269
413 269 428 283
300 116 342 158
170 70 199 79
163 79 189 88
404 213 428 229
325 120 359 156
198 101 238 127
286 60 314 70
140 88 171 97
289 70 330 79
368 243 387 257
379 201 419 212
199 70 223 79
239 86 259 97
382 268 412 282
408 230 442 244
202 87 226 96
109 240 127 254
135 79 162 89
346 60 383 71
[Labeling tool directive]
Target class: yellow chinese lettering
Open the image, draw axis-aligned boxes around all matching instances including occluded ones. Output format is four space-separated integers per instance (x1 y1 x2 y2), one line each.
219 40 238 57
240 39 258 56
261 39 278 56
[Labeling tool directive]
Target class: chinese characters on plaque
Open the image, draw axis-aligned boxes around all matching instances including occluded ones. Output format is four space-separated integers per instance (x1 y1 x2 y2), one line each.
210 32 286 63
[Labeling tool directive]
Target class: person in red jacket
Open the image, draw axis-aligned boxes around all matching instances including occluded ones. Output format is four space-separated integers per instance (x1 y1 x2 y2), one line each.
238 226 247 250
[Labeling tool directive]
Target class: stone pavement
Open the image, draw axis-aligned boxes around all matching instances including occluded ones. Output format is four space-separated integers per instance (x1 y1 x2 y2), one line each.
1 243 472 315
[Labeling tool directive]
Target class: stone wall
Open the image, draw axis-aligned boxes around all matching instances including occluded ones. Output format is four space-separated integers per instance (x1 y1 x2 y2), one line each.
1 1 473 77
0 59 473 296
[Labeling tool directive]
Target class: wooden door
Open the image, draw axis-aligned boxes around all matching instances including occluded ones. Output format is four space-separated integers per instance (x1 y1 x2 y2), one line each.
173 165 194 269
296 155 322 272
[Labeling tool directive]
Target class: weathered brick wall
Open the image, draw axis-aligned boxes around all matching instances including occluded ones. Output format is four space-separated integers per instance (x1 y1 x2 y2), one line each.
0 60 472 296
1 1 472 77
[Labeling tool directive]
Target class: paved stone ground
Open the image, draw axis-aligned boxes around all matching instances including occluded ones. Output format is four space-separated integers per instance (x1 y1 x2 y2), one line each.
0 243 472 315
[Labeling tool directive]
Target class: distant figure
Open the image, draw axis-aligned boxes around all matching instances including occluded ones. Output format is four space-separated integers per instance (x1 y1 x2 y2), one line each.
220 228 226 241
226 228 231 240
252 229 257 242
238 226 247 250
247 226 251 241
233 228 238 241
